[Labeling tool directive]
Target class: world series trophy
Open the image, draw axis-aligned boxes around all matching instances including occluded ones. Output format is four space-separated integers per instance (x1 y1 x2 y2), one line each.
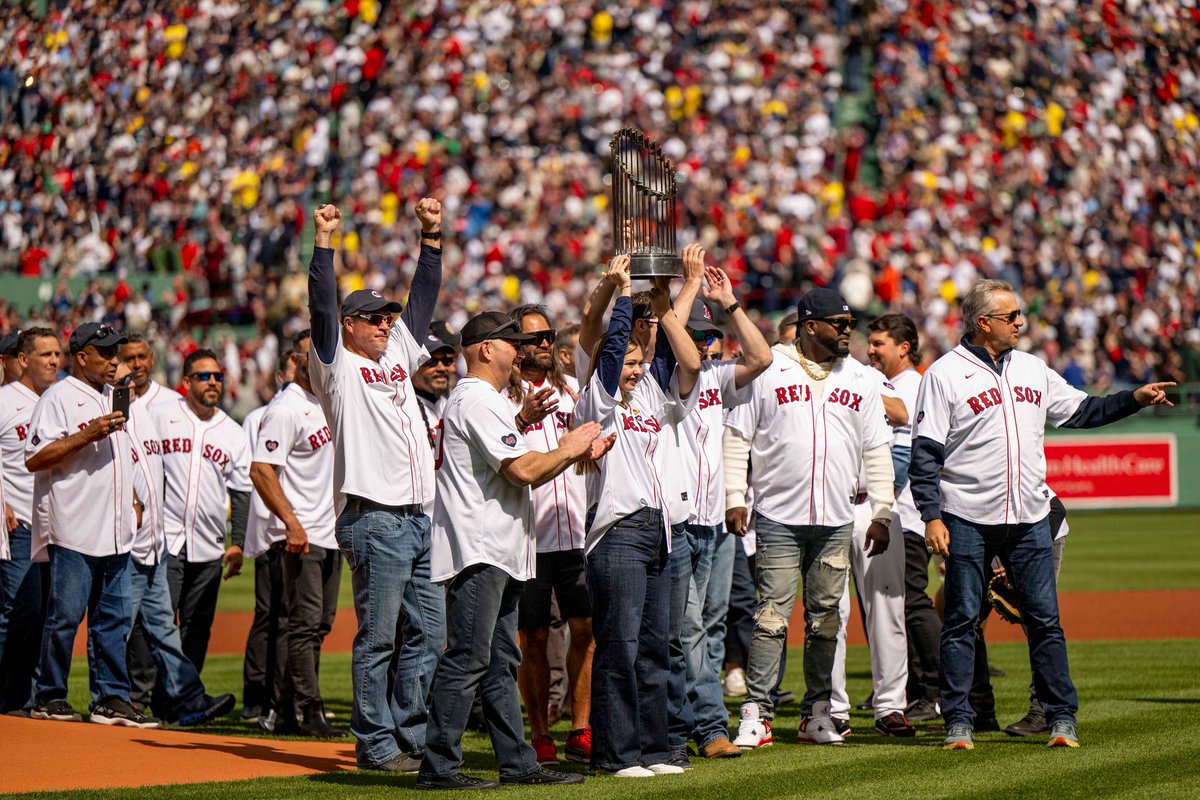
610 128 683 278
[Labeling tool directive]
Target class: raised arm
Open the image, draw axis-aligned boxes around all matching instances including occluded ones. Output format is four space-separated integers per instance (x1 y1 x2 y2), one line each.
399 197 444 341
648 276 700 398
595 255 634 397
308 205 342 364
701 262 771 388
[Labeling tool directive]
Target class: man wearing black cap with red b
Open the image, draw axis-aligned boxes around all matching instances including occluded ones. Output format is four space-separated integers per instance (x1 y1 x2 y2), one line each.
24 323 161 727
1 331 23 385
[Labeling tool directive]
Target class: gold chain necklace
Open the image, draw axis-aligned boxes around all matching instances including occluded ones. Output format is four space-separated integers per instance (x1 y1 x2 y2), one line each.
795 346 834 381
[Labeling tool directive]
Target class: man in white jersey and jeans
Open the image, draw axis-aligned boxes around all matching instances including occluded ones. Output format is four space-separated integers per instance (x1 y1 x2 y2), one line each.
725 288 895 748
0 327 61 714
26 323 159 727
151 348 253 712
419 310 610 789
307 200 445 772
667 258 771 760
251 329 343 738
909 279 1175 750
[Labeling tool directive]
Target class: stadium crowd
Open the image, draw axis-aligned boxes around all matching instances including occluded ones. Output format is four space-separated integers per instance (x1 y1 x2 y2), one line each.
2 0 1199 402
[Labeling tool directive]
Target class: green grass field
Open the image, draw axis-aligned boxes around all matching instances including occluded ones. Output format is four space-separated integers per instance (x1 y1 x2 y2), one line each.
17 509 1200 799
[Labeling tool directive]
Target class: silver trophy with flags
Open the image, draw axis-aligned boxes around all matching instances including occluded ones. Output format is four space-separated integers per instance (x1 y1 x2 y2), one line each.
610 128 683 278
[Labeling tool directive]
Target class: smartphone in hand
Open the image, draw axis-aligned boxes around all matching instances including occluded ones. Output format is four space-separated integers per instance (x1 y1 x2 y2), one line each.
112 385 131 420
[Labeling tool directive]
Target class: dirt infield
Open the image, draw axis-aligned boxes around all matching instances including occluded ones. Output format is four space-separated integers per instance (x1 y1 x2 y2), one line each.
0 715 356 794
69 588 1200 659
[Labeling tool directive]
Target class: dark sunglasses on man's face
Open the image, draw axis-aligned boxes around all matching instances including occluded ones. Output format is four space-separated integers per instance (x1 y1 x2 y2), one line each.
353 313 393 327
983 310 1023 324
527 330 557 346
689 330 718 346
188 371 224 383
817 317 856 334
427 354 456 367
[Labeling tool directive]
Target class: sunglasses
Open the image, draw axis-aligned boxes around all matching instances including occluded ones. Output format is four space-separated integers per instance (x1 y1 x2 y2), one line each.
526 330 557 346
351 313 393 327
984 310 1023 324
188 370 224 383
814 317 856 334
689 330 718 346
427 353 456 367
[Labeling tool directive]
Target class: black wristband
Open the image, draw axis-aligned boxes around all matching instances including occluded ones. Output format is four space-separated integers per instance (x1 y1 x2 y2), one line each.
422 229 442 240
723 300 741 316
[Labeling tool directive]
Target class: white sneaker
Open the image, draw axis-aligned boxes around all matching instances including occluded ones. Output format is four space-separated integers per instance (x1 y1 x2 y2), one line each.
797 700 845 745
646 763 685 775
608 766 655 778
723 667 748 697
732 702 773 749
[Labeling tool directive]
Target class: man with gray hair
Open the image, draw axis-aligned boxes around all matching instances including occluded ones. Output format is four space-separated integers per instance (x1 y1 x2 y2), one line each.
909 279 1176 751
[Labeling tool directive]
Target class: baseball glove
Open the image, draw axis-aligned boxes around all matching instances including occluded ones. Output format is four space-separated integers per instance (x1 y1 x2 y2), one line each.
987 571 1022 625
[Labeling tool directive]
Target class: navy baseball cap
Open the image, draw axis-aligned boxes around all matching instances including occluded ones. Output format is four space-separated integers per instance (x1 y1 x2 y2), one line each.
797 288 851 320
460 312 535 347
0 331 18 357
69 323 128 354
687 298 724 337
341 289 403 317
424 320 461 353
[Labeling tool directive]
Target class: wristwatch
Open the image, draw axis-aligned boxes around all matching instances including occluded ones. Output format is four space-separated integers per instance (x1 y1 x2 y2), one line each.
422 229 442 240
723 301 741 316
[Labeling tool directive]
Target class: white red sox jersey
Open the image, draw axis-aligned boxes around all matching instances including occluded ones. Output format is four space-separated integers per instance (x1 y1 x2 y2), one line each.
241 401 277 558
574 367 694 553
309 318 433 514
883 367 922 534
25 376 136 559
155 398 253 562
507 379 587 553
253 383 336 551
431 377 534 583
911 344 1086 525
0 381 40 528
140 379 184 409
725 345 891 528
125 395 167 565
681 359 749 527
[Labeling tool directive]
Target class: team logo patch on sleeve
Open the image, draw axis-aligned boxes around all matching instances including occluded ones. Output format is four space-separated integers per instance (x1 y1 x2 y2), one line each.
883 381 896 390
31 434 40 446
501 433 518 447
917 411 925 423
265 440 279 452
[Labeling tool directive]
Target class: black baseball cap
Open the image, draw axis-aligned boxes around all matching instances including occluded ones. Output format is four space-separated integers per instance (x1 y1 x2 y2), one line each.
69 322 128 354
341 289 403 317
459 312 535 347
424 320 461 353
687 298 724 337
0 331 18 357
797 288 851 320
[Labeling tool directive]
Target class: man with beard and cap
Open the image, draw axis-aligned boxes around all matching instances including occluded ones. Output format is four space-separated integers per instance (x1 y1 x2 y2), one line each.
151 348 253 712
25 323 160 727
1 332 24 385
413 321 460 496
725 288 895 748
506 304 594 766
0 327 61 714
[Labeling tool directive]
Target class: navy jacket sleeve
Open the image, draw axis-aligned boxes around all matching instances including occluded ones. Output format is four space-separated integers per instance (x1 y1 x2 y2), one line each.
307 247 339 364
1060 390 1140 429
647 319 676 393
399 243 443 342
909 436 946 522
596 296 633 397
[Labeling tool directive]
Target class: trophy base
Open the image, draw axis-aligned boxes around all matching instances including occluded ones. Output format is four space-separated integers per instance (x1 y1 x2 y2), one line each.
628 253 683 279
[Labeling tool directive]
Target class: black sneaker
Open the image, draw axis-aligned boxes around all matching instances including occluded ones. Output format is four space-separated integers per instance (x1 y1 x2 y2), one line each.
1005 709 1049 736
178 693 236 727
241 704 261 722
501 766 584 785
668 747 693 770
31 699 83 722
91 697 162 728
416 772 500 790
874 712 916 737
905 698 940 722
832 717 852 737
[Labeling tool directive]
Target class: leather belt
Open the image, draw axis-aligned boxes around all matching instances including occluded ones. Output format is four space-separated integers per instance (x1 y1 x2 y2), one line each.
346 495 423 517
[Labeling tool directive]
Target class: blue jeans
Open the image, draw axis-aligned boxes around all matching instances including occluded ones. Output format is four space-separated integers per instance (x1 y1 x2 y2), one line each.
744 516 852 718
35 546 132 707
587 508 671 771
127 559 207 713
703 526 735 682
421 565 538 780
335 507 445 767
668 523 727 748
0 523 47 712
940 513 1077 728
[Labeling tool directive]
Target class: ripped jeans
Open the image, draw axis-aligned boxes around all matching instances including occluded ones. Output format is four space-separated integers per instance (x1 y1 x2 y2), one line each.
743 515 852 719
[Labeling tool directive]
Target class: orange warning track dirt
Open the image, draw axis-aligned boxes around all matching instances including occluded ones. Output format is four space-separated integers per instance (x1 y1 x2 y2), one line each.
70 588 1200 658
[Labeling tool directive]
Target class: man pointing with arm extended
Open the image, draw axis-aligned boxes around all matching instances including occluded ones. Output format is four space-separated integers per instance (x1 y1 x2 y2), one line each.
307 199 446 773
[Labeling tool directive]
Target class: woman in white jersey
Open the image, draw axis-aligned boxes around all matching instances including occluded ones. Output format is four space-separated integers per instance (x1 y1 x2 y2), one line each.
573 255 700 777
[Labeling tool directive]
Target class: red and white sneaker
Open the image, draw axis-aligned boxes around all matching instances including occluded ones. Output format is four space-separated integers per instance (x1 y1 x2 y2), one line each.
732 703 773 749
531 734 558 764
797 701 845 745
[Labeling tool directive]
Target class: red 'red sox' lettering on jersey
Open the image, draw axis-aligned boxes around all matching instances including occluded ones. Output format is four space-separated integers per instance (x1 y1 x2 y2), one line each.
1012 386 1043 406
622 411 661 433
161 437 193 453
696 387 721 410
826 388 863 411
142 438 163 456
15 423 28 441
306 425 333 450
775 384 812 405
359 366 386 384
201 444 231 469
